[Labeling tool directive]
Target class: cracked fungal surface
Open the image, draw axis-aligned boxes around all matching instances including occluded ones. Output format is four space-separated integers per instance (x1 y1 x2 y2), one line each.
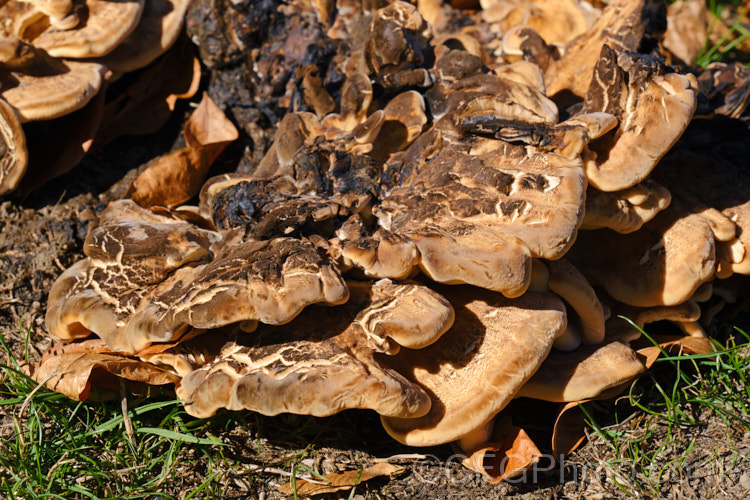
25 0 750 483
338 83 615 296
177 279 454 419
579 45 697 192
0 97 26 195
46 200 349 353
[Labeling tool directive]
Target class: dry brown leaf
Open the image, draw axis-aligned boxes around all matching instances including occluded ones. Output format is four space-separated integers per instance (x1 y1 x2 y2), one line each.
183 92 240 162
637 334 718 369
277 462 405 496
663 0 707 65
125 147 208 208
33 348 179 401
462 424 541 483
125 93 239 208
551 401 591 457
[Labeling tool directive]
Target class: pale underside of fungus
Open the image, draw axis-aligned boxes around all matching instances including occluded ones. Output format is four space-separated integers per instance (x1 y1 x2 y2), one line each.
29 0 749 483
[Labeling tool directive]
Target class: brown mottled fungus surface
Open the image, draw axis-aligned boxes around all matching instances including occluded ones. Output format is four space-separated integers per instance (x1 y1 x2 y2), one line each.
361 2 434 91
695 62 750 119
339 75 616 295
542 0 667 99
0 96 27 195
0 0 195 196
580 46 697 192
202 111 383 240
22 0 750 488
177 280 454 419
46 200 349 353
380 285 566 447
481 0 599 47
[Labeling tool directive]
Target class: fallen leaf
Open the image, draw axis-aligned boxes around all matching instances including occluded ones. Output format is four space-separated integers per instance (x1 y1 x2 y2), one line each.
125 93 239 208
551 401 590 457
278 462 404 496
462 422 541 483
183 91 240 162
125 147 208 208
636 334 717 369
663 0 707 65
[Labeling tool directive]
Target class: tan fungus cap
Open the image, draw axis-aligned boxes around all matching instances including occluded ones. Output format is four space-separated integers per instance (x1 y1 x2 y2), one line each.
380 286 566 447
177 280 454 419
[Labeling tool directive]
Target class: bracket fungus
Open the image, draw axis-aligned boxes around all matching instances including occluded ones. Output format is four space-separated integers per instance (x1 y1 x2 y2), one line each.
579 46 697 192
27 0 750 486
542 0 667 99
46 200 349 354
0 97 27 195
581 179 672 233
338 75 616 296
27 0 145 59
380 285 566 447
0 0 196 195
177 280 454 419
0 37 105 122
517 341 646 402
567 201 723 308
99 0 192 74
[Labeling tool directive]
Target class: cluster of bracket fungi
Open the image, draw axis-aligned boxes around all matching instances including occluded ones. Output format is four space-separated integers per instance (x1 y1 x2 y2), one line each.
0 0 195 195
18 0 750 482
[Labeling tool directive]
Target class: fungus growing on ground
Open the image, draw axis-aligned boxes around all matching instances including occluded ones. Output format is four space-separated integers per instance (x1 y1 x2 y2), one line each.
567 202 725 308
0 0 196 196
177 280 454 419
380 285 566 448
337 73 616 295
46 199 349 353
0 97 27 195
517 340 646 402
28 0 750 488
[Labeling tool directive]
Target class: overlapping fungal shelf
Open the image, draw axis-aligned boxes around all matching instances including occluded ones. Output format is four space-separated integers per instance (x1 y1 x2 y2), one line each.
0 0 196 195
25 0 750 482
